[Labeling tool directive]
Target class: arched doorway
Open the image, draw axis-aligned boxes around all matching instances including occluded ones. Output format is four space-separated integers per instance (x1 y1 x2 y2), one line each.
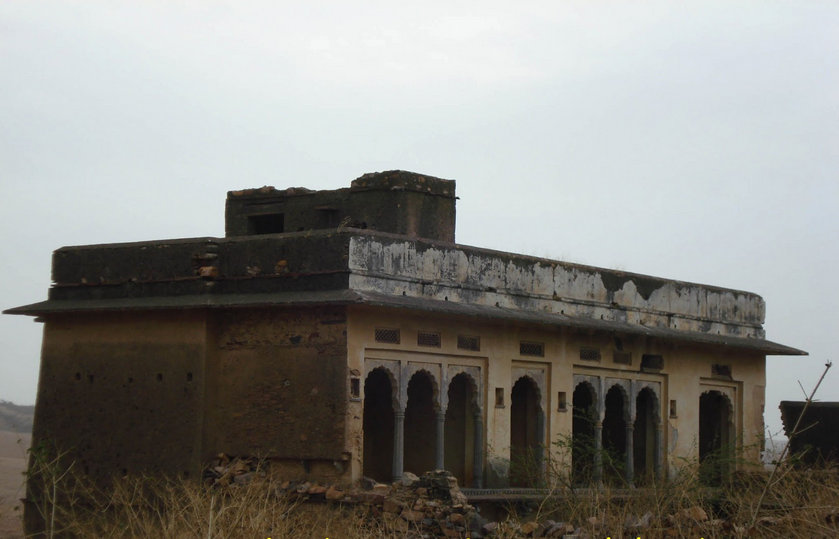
572 382 597 485
363 368 394 482
404 371 437 476
602 385 627 484
510 376 543 487
634 387 658 484
699 390 733 485
445 373 477 486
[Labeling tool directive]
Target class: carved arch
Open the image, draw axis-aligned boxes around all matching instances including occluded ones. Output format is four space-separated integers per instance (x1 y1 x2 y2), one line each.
403 364 442 412
364 363 400 411
604 378 631 422
445 365 483 414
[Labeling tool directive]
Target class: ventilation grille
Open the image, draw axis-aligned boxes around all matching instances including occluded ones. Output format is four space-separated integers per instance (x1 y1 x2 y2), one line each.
417 331 441 347
612 351 631 365
712 364 732 379
457 335 481 351
641 354 664 371
374 328 400 344
580 348 601 361
520 341 544 357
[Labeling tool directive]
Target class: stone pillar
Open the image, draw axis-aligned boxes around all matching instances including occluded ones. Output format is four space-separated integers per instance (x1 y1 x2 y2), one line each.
625 424 635 487
435 409 446 470
473 411 483 488
392 409 405 482
536 411 546 485
593 421 603 485
654 423 664 481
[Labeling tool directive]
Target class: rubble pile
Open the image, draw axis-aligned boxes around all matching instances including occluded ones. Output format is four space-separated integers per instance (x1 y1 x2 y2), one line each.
203 457 839 538
354 470 477 537
203 454 262 486
204 457 478 537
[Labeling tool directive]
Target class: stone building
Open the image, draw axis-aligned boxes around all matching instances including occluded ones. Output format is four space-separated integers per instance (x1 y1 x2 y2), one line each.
7 170 804 493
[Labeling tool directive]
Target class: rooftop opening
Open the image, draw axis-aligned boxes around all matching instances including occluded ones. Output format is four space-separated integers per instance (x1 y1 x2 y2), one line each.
247 213 284 234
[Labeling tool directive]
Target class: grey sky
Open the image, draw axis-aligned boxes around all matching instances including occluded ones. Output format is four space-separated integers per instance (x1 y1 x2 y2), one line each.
1 1 837 437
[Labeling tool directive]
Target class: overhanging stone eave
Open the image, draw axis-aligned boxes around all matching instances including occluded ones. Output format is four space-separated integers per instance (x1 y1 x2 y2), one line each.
3 289 364 316
353 291 807 356
5 286 806 356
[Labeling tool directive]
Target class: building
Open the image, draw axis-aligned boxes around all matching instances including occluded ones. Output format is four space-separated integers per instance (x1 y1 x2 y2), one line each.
780 401 839 464
7 170 804 495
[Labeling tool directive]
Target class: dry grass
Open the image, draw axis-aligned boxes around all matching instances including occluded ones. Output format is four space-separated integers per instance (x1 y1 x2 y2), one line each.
26 472 377 538
492 460 839 538
19 451 839 538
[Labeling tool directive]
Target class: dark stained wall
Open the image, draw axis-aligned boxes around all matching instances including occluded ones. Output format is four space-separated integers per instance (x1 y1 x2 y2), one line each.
32 311 208 482
206 306 348 461
225 170 456 243
780 401 839 464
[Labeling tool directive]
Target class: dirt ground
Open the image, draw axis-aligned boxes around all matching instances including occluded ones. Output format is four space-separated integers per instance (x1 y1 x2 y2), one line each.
0 430 29 539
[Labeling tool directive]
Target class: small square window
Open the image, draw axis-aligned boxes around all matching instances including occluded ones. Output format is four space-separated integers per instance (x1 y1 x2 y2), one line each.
712 364 732 379
350 377 361 399
417 331 441 347
520 341 544 357
247 213 284 234
495 388 505 408
670 399 678 418
580 348 601 361
557 391 567 411
641 354 664 371
457 334 480 351
374 328 400 344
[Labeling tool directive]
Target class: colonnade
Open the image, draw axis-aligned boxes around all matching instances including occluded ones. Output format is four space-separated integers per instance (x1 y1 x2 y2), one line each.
573 375 664 485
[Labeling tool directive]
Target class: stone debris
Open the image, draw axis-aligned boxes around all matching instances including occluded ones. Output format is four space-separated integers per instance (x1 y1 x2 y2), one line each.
205 460 478 537
203 457 839 538
359 470 476 537
204 454 262 486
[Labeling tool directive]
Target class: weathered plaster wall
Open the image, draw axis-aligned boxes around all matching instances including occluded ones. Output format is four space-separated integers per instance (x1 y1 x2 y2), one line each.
348 236 766 339
33 311 208 481
663 348 765 471
207 306 350 481
345 305 766 486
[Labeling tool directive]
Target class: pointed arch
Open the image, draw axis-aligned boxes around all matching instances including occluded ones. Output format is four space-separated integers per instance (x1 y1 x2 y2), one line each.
572 380 598 485
699 389 735 485
404 370 438 475
402 365 442 411
633 387 659 484
363 367 396 481
445 372 480 486
602 384 629 484
510 375 544 487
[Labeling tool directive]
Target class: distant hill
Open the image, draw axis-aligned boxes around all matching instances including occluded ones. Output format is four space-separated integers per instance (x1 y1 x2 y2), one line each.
0 400 34 434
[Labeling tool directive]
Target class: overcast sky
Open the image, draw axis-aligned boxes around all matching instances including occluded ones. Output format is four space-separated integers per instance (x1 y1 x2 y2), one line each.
1 1 837 436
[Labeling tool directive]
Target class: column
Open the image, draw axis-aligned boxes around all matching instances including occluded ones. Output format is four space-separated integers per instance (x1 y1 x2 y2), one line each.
593 421 603 485
536 410 546 485
473 410 483 488
435 409 446 470
625 424 635 487
654 423 663 481
392 409 405 482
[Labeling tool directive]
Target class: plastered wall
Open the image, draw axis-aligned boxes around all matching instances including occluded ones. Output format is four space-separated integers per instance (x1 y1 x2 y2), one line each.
346 305 766 486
